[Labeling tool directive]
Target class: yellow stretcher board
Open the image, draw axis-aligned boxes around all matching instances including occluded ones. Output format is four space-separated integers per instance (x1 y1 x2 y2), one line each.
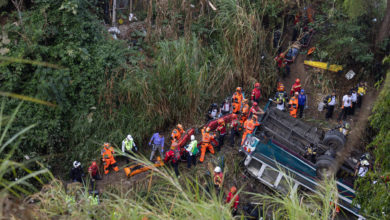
304 60 343 72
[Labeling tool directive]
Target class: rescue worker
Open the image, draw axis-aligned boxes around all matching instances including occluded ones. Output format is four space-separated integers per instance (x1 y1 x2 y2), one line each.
338 92 352 121
232 87 243 114
324 91 336 120
101 143 119 175
288 92 299 118
70 161 85 183
148 132 165 161
88 161 101 189
164 143 181 177
216 118 226 151
351 88 357 115
249 102 264 118
207 103 219 121
251 82 261 104
121 134 137 163
226 186 240 216
290 78 302 96
213 166 223 194
185 135 198 168
275 83 288 111
199 127 216 163
230 114 240 147
357 82 366 108
171 124 184 144
298 89 307 118
242 116 260 145
239 99 250 126
220 98 231 115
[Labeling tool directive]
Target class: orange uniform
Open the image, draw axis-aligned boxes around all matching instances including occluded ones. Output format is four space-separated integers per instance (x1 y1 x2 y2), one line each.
101 145 119 174
199 129 215 163
232 91 243 114
239 103 250 126
288 96 299 118
241 118 260 145
171 125 185 143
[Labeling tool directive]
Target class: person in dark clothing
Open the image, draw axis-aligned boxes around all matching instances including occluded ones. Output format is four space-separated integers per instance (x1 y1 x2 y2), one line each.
70 161 85 183
325 91 336 120
230 114 240 147
298 89 307 118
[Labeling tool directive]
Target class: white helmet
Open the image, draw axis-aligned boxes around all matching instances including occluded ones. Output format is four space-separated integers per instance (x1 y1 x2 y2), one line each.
127 134 133 141
191 135 195 141
361 160 369 166
73 161 81 168
214 166 221 173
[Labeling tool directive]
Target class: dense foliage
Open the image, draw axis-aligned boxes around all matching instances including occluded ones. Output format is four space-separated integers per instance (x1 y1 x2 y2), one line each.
354 72 390 218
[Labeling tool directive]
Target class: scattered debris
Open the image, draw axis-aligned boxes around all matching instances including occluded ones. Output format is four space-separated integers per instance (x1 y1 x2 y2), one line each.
108 26 121 40
129 13 137 22
345 70 356 80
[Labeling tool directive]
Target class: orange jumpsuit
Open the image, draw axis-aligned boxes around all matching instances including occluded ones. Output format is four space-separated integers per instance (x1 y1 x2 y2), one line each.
199 130 215 163
171 128 182 144
288 97 298 118
232 92 243 114
101 146 119 174
241 119 260 145
239 103 250 126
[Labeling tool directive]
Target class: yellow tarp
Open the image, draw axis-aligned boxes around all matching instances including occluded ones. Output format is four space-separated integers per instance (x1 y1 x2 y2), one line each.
304 60 343 72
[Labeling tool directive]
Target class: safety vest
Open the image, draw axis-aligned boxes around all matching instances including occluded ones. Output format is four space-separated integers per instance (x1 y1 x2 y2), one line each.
102 147 113 159
232 92 243 103
124 139 134 151
289 97 298 117
244 120 257 132
242 104 249 115
202 132 212 143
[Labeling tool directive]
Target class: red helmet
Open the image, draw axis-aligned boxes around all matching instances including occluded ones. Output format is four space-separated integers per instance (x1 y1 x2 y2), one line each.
253 102 258 106
277 82 285 92
295 78 300 83
255 82 260 88
91 161 97 166
236 87 242 92
218 118 224 124
230 186 237 193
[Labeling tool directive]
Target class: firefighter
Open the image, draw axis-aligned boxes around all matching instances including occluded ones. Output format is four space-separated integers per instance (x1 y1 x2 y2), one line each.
213 166 223 194
226 186 240 216
239 99 250 126
230 114 240 147
216 118 226 151
249 102 264 118
288 92 299 118
251 82 261 104
324 91 336 120
232 87 243 114
242 116 260 145
171 124 184 144
199 127 216 163
101 143 119 175
290 78 302 96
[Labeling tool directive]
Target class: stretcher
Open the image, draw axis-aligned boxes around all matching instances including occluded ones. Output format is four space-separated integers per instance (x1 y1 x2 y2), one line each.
124 156 164 177
304 60 343 72
205 113 235 131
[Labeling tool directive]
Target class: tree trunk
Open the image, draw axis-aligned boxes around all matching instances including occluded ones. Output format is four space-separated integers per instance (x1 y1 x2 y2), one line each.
376 0 390 49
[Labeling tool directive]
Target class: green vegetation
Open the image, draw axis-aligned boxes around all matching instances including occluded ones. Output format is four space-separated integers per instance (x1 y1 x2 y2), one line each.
354 71 390 218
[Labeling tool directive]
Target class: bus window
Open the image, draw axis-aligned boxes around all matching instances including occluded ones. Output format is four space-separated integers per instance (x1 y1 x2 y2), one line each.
260 166 279 185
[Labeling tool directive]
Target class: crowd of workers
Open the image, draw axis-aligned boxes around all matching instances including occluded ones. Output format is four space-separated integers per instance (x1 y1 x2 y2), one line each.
69 77 369 215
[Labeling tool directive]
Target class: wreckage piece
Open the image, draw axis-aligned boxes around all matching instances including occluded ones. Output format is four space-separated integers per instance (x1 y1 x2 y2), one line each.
304 60 343 72
124 156 164 177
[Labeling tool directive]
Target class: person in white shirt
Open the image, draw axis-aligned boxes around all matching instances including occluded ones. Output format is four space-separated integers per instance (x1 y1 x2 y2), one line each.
350 88 357 115
338 92 352 121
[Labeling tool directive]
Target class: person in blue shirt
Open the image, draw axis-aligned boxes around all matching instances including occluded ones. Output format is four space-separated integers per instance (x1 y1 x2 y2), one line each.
298 89 307 118
149 132 165 161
